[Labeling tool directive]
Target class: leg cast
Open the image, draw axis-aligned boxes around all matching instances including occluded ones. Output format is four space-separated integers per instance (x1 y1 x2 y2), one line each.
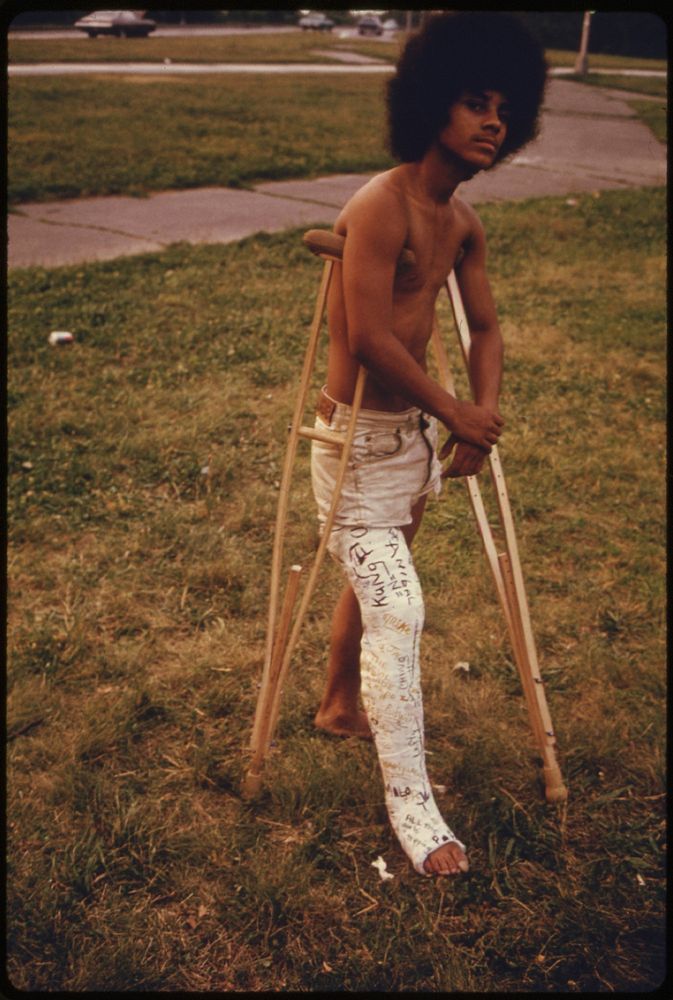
329 523 467 875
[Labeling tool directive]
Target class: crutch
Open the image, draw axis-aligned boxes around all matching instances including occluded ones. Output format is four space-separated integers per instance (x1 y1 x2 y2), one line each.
243 229 566 804
300 232 566 802
242 239 369 798
432 273 567 803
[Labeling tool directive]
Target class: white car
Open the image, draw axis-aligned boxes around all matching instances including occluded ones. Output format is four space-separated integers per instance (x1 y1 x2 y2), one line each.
74 11 157 38
357 15 384 36
298 13 335 32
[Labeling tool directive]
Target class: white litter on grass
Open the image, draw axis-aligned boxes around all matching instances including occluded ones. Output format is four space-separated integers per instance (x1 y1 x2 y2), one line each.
453 661 470 675
371 856 395 881
48 331 74 346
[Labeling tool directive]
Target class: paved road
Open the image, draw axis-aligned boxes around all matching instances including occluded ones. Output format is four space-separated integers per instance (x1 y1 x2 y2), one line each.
8 77 666 270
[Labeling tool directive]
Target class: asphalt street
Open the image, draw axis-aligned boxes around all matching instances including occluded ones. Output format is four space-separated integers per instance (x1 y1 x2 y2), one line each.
8 75 666 270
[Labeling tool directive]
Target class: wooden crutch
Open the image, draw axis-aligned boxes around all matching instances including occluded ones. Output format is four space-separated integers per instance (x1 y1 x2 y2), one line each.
301 231 566 802
243 229 566 804
434 273 567 803
242 241 368 798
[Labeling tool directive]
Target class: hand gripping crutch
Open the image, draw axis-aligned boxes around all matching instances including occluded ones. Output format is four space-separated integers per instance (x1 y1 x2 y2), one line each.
432 275 567 803
242 236 369 798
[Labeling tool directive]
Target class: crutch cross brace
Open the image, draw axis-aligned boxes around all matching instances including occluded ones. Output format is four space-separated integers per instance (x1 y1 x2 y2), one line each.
242 229 567 805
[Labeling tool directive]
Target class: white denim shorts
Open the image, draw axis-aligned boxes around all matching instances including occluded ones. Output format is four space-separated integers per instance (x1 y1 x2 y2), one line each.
310 387 443 529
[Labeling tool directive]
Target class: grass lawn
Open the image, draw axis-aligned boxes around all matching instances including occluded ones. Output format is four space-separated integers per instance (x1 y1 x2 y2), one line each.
7 73 397 204
544 48 667 72
7 30 402 65
569 73 667 97
7 186 666 992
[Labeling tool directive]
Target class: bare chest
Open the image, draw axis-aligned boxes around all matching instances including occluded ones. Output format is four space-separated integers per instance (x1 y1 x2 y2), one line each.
395 205 468 300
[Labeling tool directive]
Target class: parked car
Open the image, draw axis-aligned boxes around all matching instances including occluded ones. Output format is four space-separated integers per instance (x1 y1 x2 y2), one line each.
357 15 384 36
74 11 157 38
298 13 335 32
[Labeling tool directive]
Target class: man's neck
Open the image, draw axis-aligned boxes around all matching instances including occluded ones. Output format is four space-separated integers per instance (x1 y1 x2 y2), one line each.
406 145 478 205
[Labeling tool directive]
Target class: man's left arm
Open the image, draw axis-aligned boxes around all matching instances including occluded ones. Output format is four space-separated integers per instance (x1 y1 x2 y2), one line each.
440 217 504 478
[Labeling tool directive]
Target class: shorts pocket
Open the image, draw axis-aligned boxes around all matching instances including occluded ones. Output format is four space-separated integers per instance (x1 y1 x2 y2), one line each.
350 428 402 467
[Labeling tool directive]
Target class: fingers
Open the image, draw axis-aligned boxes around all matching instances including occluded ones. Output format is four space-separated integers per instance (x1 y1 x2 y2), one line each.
443 458 482 479
487 414 504 442
439 433 457 460
442 443 488 479
483 417 503 448
444 403 504 453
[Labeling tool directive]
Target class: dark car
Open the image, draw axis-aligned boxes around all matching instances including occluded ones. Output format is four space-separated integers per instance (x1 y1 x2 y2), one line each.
74 11 157 38
298 13 335 32
357 15 384 36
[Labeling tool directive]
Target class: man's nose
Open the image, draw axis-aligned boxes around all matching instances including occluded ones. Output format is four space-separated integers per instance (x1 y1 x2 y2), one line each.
483 112 503 133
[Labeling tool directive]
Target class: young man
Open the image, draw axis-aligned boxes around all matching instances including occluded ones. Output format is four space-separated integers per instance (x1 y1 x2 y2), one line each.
310 12 547 876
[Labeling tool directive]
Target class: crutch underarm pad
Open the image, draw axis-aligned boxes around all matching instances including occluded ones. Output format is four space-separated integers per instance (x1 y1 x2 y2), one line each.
303 229 416 271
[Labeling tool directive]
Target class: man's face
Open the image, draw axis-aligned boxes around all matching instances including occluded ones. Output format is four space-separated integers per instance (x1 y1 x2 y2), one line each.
436 89 510 173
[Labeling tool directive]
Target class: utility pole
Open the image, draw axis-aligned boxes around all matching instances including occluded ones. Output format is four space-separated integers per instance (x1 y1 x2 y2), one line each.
574 11 593 76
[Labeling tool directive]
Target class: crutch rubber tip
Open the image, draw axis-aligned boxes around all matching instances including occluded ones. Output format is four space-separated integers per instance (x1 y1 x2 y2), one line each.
241 770 263 800
544 767 568 804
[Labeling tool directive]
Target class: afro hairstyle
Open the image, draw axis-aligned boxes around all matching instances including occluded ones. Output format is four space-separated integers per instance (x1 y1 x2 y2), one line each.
386 11 548 164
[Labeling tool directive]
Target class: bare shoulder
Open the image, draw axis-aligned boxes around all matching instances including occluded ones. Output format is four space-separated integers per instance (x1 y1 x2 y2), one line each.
453 194 486 247
335 169 409 258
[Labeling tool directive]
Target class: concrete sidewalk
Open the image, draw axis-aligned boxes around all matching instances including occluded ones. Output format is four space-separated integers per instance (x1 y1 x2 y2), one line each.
8 78 666 270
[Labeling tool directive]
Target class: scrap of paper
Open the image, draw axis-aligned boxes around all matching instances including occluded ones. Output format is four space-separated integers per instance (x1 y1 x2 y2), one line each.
371 856 395 881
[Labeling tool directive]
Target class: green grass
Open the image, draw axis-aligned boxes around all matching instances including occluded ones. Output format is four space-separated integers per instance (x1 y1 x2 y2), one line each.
545 48 667 72
7 73 396 204
573 73 667 98
7 187 666 991
7 30 401 65
627 98 667 143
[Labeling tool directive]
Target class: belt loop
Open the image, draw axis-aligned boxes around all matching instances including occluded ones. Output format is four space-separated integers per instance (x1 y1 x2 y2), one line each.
316 389 336 425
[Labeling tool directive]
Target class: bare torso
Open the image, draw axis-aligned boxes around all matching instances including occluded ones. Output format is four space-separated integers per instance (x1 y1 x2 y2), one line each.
326 165 476 411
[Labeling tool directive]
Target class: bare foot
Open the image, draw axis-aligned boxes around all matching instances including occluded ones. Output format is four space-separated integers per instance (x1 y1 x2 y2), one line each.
423 840 469 876
314 708 373 740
